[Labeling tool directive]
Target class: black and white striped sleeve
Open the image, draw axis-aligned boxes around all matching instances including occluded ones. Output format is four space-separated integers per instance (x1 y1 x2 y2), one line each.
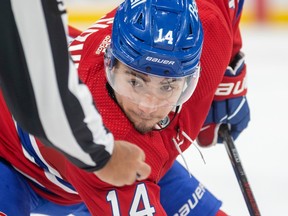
0 0 114 171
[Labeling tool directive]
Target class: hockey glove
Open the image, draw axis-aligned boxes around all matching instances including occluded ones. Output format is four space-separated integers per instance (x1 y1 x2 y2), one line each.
197 52 250 147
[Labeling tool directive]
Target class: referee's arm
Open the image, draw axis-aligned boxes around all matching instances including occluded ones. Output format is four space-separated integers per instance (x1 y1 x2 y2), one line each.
0 0 113 171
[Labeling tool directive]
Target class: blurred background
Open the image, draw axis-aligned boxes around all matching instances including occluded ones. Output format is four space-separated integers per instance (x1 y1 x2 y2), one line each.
65 0 288 30
62 1 288 216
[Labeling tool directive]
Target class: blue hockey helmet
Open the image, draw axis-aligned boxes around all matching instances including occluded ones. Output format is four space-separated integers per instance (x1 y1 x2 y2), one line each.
110 0 203 78
105 0 203 107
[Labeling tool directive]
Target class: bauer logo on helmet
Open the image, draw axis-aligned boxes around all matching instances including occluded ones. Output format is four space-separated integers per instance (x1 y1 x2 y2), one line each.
145 57 175 66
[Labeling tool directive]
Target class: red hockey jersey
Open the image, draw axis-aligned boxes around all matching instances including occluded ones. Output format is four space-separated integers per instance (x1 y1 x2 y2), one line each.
0 0 243 215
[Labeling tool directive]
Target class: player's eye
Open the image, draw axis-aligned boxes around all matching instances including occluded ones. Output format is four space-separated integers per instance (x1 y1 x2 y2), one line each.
160 84 174 92
128 78 144 88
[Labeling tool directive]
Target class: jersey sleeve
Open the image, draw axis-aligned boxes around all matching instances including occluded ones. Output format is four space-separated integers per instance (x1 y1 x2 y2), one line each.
0 0 113 171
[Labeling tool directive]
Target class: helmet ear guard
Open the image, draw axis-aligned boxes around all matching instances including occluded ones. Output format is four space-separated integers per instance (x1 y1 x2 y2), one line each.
104 47 116 70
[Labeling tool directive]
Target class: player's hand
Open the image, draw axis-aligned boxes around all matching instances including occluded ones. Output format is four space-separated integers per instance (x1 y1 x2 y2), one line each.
94 140 151 187
197 52 250 147
197 96 250 147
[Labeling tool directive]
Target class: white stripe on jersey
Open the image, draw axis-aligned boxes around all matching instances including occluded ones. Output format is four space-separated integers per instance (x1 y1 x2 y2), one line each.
10 0 113 166
15 165 78 195
44 171 78 194
20 129 78 194
13 167 45 188
29 134 64 178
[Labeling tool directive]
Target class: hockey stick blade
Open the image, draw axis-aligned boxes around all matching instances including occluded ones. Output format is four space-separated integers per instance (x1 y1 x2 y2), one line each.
219 124 261 216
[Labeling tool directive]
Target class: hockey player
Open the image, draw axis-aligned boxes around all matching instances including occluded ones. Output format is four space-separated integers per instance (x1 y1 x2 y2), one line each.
0 0 249 215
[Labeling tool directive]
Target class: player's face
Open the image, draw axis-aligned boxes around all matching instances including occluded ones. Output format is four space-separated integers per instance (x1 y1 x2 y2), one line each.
112 63 185 133
115 91 173 133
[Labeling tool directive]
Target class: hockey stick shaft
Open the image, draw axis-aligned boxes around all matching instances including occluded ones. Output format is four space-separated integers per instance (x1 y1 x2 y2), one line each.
219 124 261 216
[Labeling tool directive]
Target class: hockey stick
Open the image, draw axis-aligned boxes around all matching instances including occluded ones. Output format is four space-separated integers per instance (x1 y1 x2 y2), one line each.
218 124 261 216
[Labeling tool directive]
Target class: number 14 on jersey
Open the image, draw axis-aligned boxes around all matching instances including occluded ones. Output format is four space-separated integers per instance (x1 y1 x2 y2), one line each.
106 183 156 216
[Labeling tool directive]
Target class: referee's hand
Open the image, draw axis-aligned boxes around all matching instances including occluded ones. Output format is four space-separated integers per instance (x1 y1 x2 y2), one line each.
94 140 151 186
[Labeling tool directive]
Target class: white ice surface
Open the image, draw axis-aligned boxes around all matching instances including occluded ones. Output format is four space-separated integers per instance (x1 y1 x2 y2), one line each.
178 25 288 216
31 25 288 216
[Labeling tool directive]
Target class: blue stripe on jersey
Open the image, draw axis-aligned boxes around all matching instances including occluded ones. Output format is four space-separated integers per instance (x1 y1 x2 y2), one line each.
56 176 76 191
17 123 49 169
16 123 76 192
236 0 244 20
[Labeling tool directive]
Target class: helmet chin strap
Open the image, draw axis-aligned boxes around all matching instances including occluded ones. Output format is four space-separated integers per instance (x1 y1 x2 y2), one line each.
153 105 181 130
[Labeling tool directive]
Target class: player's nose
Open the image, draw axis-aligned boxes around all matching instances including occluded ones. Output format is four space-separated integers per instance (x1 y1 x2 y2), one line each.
137 94 158 114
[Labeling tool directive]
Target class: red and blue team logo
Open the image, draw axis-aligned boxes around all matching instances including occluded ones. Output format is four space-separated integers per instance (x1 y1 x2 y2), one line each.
0 212 7 216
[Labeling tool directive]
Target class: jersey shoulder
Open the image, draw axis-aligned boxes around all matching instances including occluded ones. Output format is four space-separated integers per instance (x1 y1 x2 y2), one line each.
69 8 116 77
197 0 242 25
